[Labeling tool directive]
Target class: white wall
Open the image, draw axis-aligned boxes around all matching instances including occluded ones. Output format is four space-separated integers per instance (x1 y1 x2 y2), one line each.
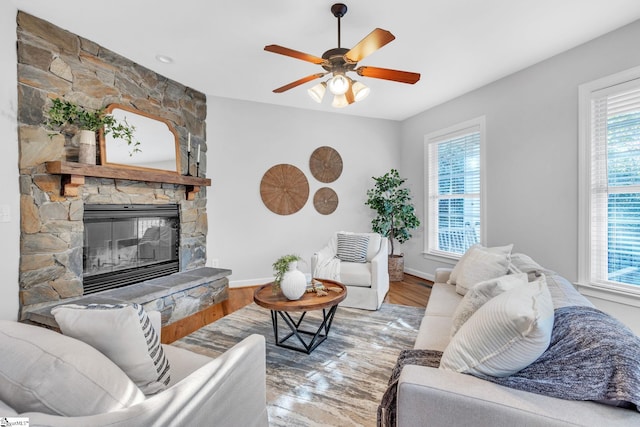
206 97 399 286
400 19 640 333
0 3 21 320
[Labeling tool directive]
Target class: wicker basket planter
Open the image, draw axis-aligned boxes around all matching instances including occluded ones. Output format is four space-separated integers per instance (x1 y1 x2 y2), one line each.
389 254 404 282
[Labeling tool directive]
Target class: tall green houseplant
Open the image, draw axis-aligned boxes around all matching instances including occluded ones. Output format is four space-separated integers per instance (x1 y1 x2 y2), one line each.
365 169 420 280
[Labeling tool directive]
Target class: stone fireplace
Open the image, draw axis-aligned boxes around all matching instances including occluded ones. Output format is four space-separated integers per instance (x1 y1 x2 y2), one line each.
16 11 228 327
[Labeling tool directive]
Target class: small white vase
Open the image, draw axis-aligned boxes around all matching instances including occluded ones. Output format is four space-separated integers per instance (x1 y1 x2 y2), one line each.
280 261 307 300
77 129 96 165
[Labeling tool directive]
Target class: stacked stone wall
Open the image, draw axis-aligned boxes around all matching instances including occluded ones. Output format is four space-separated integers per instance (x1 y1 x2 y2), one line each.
16 11 209 316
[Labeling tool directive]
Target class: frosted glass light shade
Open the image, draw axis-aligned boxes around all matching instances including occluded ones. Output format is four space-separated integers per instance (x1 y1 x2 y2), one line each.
328 74 350 95
352 80 370 102
332 94 349 108
308 82 326 103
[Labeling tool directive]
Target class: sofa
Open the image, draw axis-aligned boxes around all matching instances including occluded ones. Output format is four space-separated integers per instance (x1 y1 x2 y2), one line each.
397 249 640 427
0 306 269 427
311 231 389 310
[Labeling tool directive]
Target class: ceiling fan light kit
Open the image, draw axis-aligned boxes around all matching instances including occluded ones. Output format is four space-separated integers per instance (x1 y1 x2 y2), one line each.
264 3 420 108
308 82 327 103
327 73 350 95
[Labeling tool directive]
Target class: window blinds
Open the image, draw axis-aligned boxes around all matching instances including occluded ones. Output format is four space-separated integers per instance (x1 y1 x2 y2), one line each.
590 83 640 289
427 127 481 255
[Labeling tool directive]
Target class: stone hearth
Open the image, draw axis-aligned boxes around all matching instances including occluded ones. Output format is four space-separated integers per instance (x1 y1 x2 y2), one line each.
25 267 231 330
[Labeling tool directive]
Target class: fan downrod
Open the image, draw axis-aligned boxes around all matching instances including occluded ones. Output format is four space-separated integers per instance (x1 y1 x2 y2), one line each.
331 3 347 18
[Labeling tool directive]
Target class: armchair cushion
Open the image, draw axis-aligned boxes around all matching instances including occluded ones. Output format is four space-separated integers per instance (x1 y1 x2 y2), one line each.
336 232 370 263
340 261 373 287
0 320 144 416
52 303 171 395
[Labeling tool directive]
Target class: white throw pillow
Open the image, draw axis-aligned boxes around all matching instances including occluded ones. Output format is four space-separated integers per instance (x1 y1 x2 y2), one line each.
454 245 513 295
450 272 528 337
0 320 144 416
52 303 171 395
440 275 554 377
509 252 545 281
448 244 513 288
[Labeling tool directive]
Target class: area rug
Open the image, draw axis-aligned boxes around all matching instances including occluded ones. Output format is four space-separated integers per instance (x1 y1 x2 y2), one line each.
173 302 424 427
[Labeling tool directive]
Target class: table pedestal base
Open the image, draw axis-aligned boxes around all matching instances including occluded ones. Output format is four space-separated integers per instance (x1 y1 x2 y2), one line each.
270 305 338 354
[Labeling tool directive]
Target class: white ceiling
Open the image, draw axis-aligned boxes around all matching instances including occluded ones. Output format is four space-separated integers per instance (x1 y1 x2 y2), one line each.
11 0 640 121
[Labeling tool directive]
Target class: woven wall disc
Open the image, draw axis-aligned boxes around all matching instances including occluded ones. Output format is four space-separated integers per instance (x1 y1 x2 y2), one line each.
260 164 309 215
313 187 339 215
309 146 343 183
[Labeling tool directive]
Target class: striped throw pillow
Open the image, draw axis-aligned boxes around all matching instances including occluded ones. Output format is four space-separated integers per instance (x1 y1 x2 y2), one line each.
336 233 370 263
52 303 171 395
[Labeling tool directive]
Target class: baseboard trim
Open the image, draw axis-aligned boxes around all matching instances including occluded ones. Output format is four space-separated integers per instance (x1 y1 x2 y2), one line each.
404 267 434 282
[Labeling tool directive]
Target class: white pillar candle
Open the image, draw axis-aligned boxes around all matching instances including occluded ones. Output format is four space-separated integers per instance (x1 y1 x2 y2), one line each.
187 132 191 152
197 144 200 162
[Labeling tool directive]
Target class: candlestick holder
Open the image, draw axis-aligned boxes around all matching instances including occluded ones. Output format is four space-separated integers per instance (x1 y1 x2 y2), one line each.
196 161 200 178
185 150 192 176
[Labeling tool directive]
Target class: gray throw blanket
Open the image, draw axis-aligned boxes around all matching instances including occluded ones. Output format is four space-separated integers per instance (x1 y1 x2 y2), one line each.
378 306 640 427
478 305 640 410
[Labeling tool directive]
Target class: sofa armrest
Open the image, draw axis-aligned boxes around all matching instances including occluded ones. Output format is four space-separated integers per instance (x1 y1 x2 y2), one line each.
397 365 638 427
434 267 452 284
24 334 269 427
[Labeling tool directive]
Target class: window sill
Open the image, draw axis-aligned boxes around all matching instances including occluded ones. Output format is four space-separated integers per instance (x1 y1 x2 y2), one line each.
575 282 640 308
421 251 459 266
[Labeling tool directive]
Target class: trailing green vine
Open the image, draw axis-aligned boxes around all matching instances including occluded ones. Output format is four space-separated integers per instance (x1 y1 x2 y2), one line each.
45 98 141 156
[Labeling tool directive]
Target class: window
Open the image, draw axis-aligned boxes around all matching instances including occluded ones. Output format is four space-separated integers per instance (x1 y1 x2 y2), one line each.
424 117 485 258
579 67 640 297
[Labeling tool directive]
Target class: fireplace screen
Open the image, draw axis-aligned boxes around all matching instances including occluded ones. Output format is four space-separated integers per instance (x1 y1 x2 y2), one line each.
83 204 179 294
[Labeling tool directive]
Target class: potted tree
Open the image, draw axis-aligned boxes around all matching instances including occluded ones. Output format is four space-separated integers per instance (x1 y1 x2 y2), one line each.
365 168 420 281
45 98 139 164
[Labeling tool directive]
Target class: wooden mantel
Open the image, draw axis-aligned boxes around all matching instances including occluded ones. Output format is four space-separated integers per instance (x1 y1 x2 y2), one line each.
46 161 211 200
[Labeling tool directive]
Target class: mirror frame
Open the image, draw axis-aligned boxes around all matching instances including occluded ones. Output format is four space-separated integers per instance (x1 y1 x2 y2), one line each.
99 103 181 174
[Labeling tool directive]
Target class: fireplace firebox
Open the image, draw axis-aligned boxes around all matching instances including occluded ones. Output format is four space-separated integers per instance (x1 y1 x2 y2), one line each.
83 204 180 294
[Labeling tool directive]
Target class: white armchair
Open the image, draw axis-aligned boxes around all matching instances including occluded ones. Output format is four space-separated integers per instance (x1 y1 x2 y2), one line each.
311 231 389 310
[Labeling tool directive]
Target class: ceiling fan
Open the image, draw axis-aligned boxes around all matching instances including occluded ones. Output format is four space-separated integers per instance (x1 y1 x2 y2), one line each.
264 3 421 108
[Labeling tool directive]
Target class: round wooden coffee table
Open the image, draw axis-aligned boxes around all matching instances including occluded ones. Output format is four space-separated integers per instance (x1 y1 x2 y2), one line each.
254 279 347 354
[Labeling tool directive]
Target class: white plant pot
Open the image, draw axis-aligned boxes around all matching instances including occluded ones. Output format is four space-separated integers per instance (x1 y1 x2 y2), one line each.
77 129 96 165
280 261 307 300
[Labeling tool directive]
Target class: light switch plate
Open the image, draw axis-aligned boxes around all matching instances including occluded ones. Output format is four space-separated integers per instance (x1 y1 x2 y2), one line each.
0 205 10 222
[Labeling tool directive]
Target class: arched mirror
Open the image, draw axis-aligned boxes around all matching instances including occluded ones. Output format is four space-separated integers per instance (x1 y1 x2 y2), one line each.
99 104 180 173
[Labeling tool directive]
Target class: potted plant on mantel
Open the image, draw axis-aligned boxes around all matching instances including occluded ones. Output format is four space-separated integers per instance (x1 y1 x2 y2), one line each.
45 98 140 164
365 168 421 282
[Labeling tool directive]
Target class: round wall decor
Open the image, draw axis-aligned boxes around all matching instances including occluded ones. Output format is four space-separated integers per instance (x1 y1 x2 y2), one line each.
309 146 343 183
260 164 309 215
313 187 339 215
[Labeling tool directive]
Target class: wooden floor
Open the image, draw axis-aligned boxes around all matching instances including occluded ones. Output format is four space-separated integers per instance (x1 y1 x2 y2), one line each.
162 274 432 343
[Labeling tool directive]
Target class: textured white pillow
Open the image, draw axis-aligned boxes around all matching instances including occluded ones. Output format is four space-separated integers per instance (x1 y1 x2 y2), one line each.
455 245 513 295
450 272 529 337
52 303 171 395
509 252 545 281
448 244 513 288
0 320 144 416
440 275 554 377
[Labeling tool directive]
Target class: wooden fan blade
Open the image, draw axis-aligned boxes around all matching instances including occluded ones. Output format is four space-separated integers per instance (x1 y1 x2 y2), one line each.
345 83 355 105
273 73 325 93
356 66 421 84
264 45 326 65
344 28 395 63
